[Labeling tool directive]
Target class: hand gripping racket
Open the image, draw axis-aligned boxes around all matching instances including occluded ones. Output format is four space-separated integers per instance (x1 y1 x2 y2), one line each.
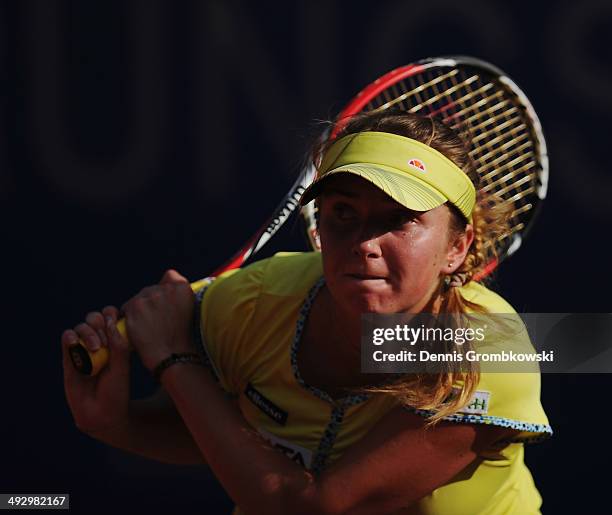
70 55 548 376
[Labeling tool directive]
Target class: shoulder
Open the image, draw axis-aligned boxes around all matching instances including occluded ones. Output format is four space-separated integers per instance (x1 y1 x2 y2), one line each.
458 280 516 313
201 251 323 337
411 282 553 443
200 252 322 318
205 251 322 303
196 252 322 393
258 251 323 296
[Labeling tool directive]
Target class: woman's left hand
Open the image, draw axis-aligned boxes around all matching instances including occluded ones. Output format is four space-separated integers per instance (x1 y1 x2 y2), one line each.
122 269 196 373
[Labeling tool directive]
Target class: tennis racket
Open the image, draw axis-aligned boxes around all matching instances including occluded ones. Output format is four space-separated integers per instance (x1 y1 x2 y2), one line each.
69 55 548 376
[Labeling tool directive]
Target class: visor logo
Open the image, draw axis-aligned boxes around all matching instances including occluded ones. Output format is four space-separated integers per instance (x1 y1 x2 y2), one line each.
408 158 426 172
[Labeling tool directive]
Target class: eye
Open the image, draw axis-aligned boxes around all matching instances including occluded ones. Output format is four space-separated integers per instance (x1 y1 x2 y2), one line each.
388 210 416 228
333 202 357 221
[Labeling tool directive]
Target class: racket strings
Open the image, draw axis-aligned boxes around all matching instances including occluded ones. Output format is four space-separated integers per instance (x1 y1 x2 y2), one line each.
444 70 522 254
365 70 465 113
457 79 537 251
362 66 541 255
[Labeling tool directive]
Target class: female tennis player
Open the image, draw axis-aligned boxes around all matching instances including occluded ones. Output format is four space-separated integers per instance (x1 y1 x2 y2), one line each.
62 111 552 514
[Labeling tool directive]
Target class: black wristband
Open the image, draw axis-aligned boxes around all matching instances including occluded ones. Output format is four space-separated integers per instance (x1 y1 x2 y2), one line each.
153 352 204 382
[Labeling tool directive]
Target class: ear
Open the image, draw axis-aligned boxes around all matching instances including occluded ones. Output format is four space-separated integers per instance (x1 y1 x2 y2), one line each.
444 224 474 274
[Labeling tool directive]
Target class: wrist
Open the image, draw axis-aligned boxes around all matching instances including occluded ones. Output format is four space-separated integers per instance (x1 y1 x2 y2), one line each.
142 337 196 373
152 352 204 382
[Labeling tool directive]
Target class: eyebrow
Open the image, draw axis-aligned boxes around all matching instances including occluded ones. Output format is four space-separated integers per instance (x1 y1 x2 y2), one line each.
322 186 358 198
323 186 400 206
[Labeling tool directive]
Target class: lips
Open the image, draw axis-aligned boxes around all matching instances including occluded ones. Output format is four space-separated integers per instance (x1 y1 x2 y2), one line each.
346 273 387 280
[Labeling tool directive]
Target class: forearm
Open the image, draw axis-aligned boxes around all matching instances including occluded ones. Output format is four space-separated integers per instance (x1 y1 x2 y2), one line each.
92 391 205 466
161 364 322 515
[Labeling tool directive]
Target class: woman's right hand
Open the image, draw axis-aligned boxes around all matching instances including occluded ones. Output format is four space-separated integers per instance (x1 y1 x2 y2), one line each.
61 306 131 437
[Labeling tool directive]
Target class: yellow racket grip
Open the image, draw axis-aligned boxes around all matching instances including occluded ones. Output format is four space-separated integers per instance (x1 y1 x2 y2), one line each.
68 278 212 376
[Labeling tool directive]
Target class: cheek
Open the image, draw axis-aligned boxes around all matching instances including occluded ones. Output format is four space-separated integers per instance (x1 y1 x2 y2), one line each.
318 218 356 264
319 216 353 247
319 231 344 285
386 229 448 282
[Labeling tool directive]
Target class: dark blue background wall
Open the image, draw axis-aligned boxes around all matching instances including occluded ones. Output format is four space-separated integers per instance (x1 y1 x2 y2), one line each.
2 1 610 513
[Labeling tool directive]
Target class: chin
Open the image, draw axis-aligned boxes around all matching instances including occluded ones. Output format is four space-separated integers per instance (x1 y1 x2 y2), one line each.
345 293 396 315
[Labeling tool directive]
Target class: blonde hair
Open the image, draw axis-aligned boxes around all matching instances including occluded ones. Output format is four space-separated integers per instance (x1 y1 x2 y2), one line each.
318 110 512 424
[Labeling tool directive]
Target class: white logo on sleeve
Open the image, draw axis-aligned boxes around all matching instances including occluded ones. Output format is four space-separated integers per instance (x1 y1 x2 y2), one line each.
258 428 313 469
459 390 491 415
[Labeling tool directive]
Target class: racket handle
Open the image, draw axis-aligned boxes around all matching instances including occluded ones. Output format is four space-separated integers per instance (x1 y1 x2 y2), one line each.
68 278 212 377
68 319 126 376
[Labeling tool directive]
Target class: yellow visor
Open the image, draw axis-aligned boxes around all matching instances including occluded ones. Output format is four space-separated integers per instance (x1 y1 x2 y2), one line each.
300 131 476 221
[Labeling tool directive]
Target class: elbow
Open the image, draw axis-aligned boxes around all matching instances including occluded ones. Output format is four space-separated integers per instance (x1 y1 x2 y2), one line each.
241 473 361 515
280 480 349 515
280 483 410 515
251 473 342 515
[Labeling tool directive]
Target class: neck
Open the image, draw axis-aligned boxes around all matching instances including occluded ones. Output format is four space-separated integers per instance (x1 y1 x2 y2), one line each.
320 287 362 369
316 282 446 374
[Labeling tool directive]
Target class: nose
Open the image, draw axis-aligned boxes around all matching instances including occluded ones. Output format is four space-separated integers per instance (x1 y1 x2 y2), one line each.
352 236 382 259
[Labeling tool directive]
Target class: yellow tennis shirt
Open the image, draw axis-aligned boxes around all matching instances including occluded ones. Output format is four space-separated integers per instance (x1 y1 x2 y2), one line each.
195 252 552 515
